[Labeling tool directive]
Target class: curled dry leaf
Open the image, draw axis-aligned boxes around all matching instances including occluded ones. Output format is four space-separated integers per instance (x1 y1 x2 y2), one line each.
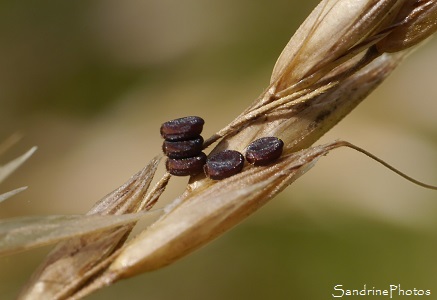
17 0 437 299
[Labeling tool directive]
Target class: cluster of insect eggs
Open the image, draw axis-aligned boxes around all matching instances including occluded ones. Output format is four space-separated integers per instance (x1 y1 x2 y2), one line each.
160 116 284 180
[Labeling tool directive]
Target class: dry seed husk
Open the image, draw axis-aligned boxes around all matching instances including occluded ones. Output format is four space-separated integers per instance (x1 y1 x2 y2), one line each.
270 0 405 94
17 0 437 298
376 0 437 52
18 157 161 300
78 51 409 292
92 142 339 279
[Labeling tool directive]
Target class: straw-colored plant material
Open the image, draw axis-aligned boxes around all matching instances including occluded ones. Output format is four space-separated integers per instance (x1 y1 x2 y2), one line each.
6 0 437 299
17 157 162 300
0 187 28 204
0 143 36 203
0 211 162 256
0 146 36 185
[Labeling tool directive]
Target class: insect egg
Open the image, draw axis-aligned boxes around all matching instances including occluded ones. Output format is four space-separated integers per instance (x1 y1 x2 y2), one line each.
162 136 204 159
245 137 284 166
204 150 245 180
160 116 205 141
166 152 207 176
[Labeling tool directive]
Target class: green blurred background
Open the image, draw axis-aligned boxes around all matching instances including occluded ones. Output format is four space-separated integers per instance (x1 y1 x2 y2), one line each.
1 0 437 299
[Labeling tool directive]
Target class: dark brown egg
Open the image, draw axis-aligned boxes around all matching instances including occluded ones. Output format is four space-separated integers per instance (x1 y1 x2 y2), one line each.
162 136 204 159
204 150 244 180
245 137 284 166
165 152 207 176
160 116 205 141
